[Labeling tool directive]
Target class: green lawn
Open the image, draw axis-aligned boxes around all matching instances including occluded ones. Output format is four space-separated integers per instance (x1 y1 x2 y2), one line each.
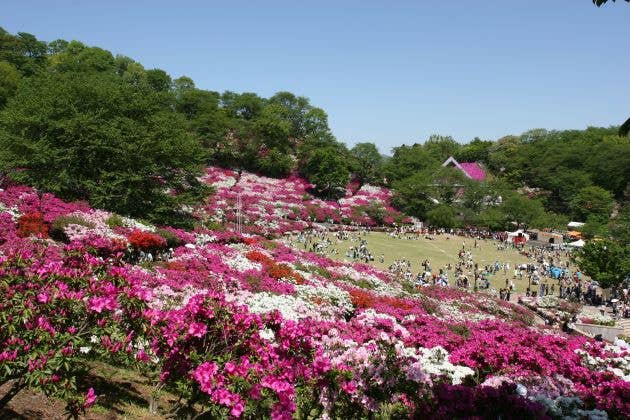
300 232 576 294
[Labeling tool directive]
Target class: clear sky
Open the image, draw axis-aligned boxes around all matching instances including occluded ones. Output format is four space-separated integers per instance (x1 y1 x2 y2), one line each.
3 0 630 153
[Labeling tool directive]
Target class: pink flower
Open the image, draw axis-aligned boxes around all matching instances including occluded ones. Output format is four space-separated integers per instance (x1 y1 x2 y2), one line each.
230 401 245 417
36 292 50 304
341 380 358 394
136 350 149 362
192 362 219 392
224 361 236 374
188 322 207 338
83 387 97 408
88 296 118 313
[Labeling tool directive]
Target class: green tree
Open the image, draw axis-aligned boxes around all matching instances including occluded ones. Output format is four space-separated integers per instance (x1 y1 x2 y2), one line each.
257 148 295 178
611 204 630 245
426 205 458 228
500 194 546 229
383 144 438 183
47 39 69 54
301 147 349 199
390 172 435 219
268 91 330 140
0 28 47 76
455 137 493 163
48 40 116 73
570 185 615 222
577 240 630 289
253 103 292 152
176 88 227 149
423 134 461 162
475 207 509 230
0 71 209 224
146 68 172 92
579 216 609 239
350 142 383 184
0 61 21 107
221 91 265 120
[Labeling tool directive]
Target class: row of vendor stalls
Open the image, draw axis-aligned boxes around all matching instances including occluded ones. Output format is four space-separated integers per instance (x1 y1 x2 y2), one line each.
505 222 587 248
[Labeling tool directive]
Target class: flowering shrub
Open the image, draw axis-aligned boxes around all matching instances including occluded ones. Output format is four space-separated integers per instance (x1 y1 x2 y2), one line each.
17 212 48 238
127 229 167 251
0 241 147 415
579 315 616 327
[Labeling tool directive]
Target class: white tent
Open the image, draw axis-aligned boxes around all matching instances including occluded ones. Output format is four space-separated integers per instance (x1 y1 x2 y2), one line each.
506 229 529 243
568 239 585 248
567 221 585 229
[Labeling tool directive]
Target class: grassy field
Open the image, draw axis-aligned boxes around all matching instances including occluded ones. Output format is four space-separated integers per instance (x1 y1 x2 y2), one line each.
301 232 575 294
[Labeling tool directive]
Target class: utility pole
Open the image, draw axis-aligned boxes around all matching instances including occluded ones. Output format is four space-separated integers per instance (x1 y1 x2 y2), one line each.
236 193 242 234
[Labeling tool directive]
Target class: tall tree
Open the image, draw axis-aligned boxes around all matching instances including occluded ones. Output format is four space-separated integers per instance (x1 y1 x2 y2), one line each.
349 142 383 185
0 71 209 223
0 61 21 107
301 147 349 199
570 185 615 222
0 28 47 76
577 240 630 289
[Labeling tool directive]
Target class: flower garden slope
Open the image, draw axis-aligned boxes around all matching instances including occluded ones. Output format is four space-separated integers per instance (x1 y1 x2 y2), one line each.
199 166 409 236
0 185 628 418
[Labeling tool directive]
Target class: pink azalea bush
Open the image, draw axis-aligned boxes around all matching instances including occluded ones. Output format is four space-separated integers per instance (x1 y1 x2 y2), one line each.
0 185 628 418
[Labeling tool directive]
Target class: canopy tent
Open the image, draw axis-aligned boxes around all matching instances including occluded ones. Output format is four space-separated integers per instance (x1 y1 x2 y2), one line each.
506 229 529 244
567 231 582 239
549 266 567 279
568 221 585 229
568 239 585 248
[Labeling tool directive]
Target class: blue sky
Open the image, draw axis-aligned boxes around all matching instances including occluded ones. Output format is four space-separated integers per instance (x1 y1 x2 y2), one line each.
3 0 630 153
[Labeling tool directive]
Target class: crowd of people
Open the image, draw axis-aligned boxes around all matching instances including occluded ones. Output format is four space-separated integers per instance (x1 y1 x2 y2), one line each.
283 226 629 320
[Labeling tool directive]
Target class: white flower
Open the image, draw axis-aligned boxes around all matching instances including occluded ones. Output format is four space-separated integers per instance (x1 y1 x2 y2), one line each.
90 335 99 344
259 328 275 341
79 346 91 354
246 292 316 321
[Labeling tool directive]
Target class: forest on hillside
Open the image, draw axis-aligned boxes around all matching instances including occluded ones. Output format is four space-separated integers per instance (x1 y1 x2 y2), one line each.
0 27 629 237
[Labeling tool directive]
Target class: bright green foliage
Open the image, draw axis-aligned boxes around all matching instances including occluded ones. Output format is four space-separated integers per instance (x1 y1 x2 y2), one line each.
475 207 509 230
301 147 349 199
257 148 295 178
383 143 438 183
577 240 630 288
0 28 48 76
570 186 615 223
0 60 21 107
500 194 546 229
455 137 493 164
48 40 116 73
349 142 383 185
0 71 210 224
423 135 461 162
611 205 630 245
253 103 292 152
579 217 609 240
426 205 459 228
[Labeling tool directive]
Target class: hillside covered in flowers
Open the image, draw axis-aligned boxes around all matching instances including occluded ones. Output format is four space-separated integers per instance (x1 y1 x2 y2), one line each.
198 166 410 236
1 185 628 419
